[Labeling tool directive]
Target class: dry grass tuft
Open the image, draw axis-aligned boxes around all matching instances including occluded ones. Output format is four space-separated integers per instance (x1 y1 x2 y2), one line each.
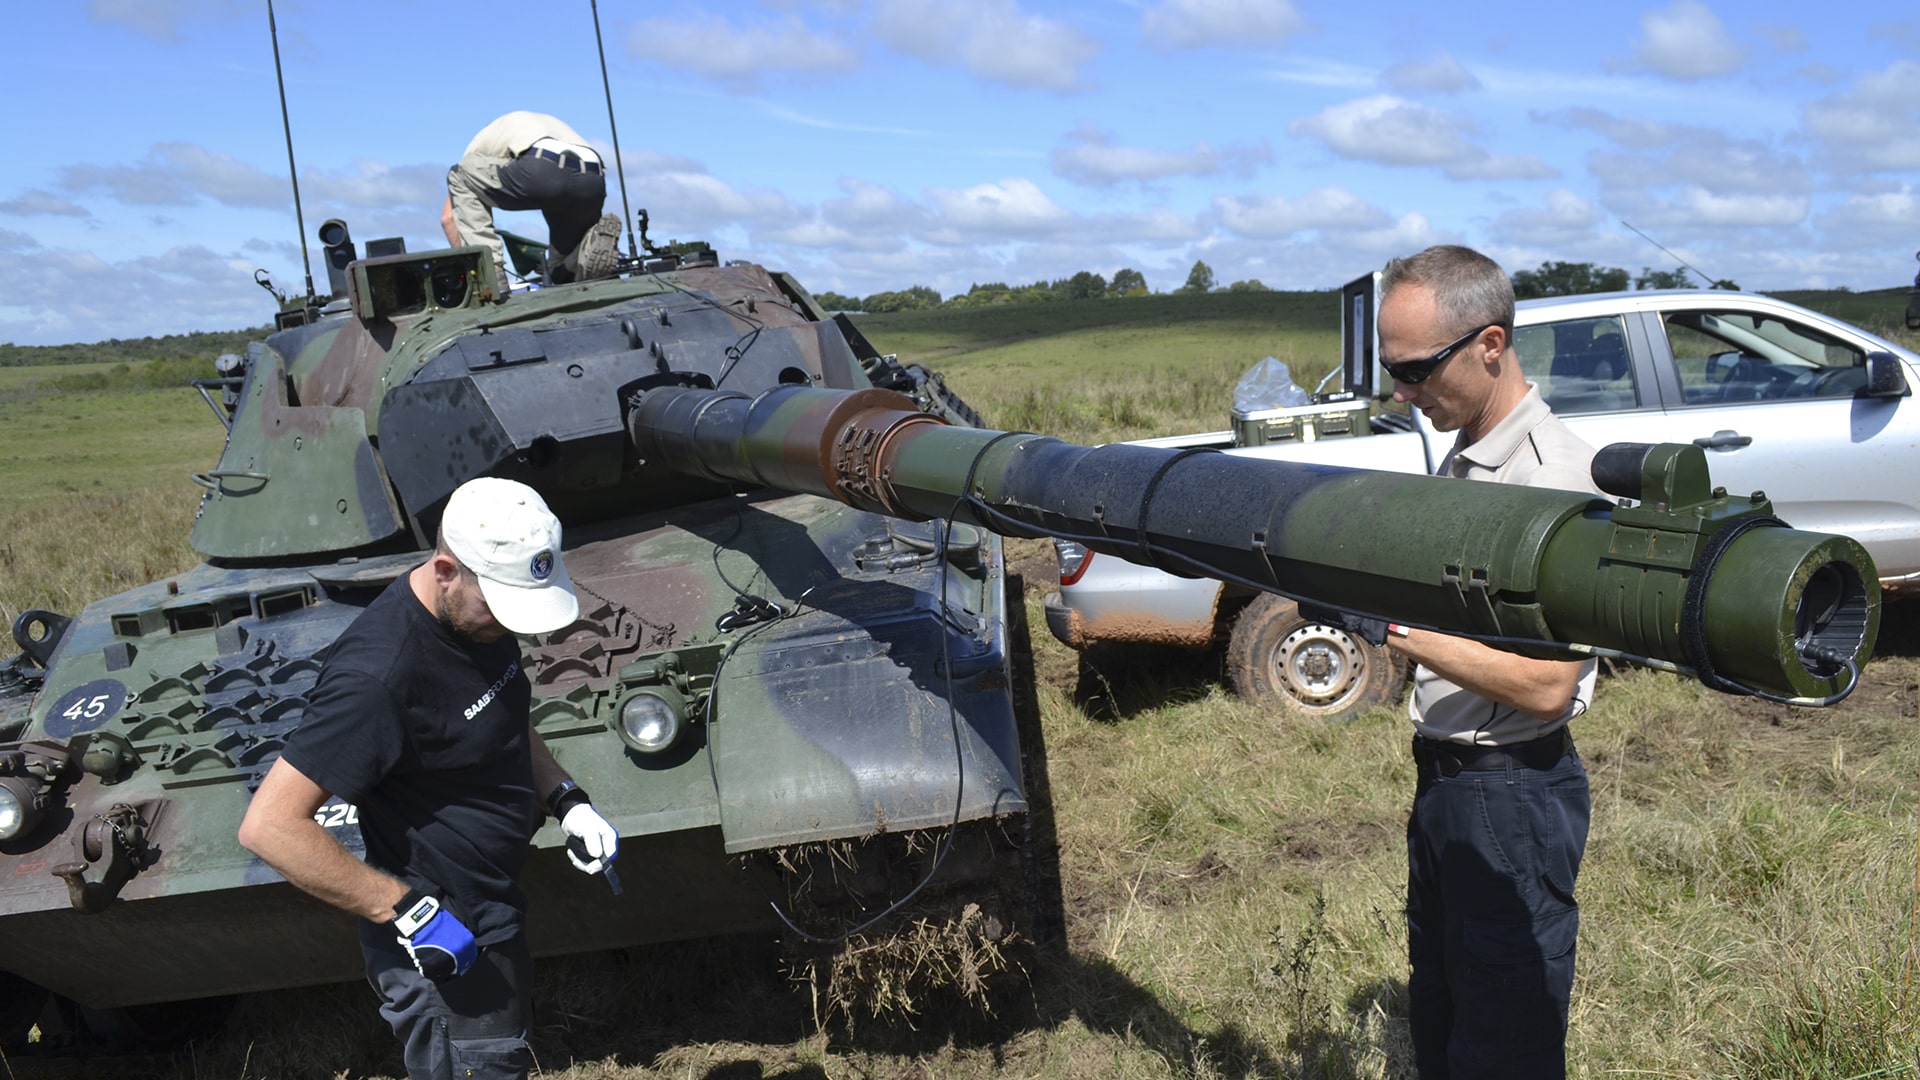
793 902 1019 1036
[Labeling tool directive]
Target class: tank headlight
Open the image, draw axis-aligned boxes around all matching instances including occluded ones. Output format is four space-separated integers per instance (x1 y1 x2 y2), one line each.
0 777 42 841
616 687 686 753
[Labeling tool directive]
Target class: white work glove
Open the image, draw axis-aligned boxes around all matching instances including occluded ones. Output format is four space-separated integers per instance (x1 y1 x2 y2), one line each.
560 801 619 874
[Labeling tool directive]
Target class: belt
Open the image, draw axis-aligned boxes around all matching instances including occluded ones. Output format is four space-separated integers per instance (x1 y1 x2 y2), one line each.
1412 728 1573 778
526 147 602 174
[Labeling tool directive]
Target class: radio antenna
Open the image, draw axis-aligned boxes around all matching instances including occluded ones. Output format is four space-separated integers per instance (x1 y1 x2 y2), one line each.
591 0 638 259
266 0 317 308
1621 220 1723 289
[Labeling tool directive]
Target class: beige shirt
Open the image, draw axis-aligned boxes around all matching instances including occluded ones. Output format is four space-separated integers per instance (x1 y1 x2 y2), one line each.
461 111 592 160
1410 383 1602 745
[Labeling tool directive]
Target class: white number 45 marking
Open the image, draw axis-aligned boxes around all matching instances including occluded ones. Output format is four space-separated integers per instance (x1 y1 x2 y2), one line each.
61 694 113 721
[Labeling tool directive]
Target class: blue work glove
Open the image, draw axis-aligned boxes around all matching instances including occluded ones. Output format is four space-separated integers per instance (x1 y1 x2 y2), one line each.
392 889 477 982
561 801 620 875
1295 601 1391 648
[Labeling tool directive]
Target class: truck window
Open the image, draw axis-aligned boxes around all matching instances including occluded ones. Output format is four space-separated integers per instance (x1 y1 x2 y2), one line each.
1515 315 1636 415
1663 310 1867 405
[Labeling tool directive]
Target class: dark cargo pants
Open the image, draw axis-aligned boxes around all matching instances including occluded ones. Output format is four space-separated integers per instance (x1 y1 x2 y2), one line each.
1405 739 1589 1079
359 922 532 1080
446 150 606 284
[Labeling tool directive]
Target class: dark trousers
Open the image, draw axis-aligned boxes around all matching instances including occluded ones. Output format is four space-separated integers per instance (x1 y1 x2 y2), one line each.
492 154 606 283
360 922 533 1080
1406 737 1590 1079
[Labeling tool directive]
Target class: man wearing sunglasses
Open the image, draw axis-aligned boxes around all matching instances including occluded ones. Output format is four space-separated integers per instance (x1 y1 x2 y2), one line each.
1377 245 1599 1078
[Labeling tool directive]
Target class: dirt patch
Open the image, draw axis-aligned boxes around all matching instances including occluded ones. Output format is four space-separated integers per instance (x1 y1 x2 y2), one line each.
1269 817 1399 866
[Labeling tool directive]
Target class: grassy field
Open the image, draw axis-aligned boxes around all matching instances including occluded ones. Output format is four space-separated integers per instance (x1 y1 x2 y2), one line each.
2 289 1917 1079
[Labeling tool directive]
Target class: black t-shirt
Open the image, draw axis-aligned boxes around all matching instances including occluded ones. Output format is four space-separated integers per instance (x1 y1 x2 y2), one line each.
282 574 537 945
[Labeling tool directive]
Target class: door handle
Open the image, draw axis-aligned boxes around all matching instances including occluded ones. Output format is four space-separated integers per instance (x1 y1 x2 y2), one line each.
1692 430 1753 449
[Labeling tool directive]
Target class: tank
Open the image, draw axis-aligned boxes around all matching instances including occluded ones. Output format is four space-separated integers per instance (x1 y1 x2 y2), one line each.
0 223 1881 1041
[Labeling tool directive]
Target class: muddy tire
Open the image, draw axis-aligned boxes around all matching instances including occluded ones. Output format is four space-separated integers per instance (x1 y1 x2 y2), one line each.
1226 594 1409 720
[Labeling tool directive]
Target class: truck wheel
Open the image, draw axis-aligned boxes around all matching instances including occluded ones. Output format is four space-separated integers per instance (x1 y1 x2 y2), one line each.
1226 594 1409 720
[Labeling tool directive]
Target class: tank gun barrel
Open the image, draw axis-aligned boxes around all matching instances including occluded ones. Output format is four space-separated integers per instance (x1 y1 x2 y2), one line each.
628 384 1878 702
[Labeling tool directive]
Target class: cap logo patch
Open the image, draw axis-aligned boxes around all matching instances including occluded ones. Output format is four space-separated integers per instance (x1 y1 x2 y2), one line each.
530 550 554 581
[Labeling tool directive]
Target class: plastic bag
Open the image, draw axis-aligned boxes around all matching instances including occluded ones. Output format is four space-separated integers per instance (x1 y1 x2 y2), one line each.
1233 357 1311 412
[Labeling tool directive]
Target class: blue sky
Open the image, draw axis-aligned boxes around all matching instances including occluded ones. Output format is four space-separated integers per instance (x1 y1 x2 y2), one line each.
4 0 1918 346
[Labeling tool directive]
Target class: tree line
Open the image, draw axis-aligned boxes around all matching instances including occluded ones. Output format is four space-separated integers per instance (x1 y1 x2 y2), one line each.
818 258 1725 314
4 259 1729 358
0 326 268 368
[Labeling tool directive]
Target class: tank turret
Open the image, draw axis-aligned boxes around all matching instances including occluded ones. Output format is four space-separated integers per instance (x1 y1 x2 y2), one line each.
0 231 1878 1041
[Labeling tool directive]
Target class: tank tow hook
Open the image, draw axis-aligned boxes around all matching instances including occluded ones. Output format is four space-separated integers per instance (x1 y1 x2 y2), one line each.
53 801 162 913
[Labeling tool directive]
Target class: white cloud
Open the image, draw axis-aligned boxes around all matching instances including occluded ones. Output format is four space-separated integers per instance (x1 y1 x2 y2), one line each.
1550 108 1812 205
1637 188 1808 228
1760 24 1806 53
1621 0 1745 81
1447 155 1559 182
0 242 274 345
926 178 1073 238
1815 186 1920 244
1291 96 1471 167
1290 95 1555 180
1050 127 1272 187
1141 0 1308 51
1212 187 1390 238
84 0 240 44
0 190 92 217
60 143 286 209
0 229 38 252
1801 60 1920 172
871 0 1100 92
1486 189 1606 248
627 13 858 90
1538 107 1673 149
1380 52 1481 95
304 161 445 211
1258 57 1374 89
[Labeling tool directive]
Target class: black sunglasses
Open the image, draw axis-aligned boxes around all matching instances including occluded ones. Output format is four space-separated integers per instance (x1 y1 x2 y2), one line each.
1382 322 1499 385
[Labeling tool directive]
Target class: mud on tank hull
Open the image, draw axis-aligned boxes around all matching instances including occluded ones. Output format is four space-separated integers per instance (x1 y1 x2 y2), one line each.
0 487 1026 1013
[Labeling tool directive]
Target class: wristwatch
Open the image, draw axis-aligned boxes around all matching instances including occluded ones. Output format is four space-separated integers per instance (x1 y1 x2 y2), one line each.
545 778 591 819
392 888 440 936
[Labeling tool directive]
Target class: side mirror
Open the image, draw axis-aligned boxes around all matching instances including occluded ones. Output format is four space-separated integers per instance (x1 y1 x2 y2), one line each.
1864 351 1910 398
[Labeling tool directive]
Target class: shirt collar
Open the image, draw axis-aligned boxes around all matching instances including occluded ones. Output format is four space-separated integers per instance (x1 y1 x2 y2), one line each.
1450 383 1551 473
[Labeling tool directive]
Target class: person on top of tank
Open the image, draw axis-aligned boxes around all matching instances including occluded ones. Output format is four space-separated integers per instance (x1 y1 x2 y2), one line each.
239 476 618 1080
441 110 624 290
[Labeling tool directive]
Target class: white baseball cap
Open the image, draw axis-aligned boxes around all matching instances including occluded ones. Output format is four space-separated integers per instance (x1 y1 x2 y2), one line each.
440 477 579 635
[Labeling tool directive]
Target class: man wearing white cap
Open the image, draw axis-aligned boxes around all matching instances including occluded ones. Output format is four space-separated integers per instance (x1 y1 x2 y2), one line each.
239 477 619 1080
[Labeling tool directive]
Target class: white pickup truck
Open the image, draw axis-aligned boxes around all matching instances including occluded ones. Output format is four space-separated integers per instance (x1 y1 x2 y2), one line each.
1043 288 1920 718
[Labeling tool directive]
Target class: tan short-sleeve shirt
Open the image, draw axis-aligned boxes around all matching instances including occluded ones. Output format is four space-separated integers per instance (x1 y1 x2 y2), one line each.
461 111 591 160
1410 383 1603 745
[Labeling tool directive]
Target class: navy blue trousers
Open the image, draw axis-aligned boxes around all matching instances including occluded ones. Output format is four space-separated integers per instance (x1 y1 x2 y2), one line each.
1406 741 1589 1079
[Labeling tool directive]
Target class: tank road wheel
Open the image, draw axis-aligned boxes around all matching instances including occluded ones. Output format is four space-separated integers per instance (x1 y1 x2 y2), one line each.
1226 594 1409 720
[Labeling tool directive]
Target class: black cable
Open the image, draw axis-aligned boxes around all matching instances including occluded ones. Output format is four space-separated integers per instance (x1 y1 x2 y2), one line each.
1134 447 1217 575
1681 514 1787 696
636 271 769 389
697 493 978 945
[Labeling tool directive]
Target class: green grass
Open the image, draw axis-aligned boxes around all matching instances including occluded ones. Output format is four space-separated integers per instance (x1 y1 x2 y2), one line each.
865 291 1346 445
2 293 1916 1079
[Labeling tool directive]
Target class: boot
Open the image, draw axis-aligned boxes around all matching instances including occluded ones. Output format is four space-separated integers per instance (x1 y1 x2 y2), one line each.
576 214 623 281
